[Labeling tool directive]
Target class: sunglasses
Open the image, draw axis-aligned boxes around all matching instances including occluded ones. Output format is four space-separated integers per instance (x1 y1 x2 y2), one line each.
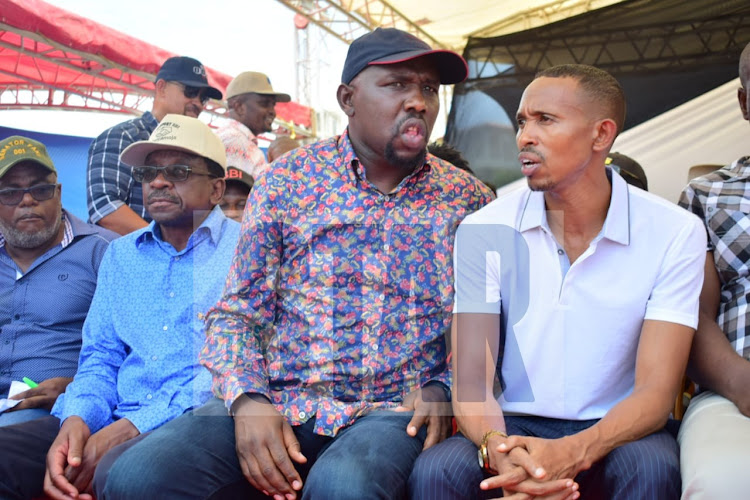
132 165 216 183
0 183 58 206
168 81 210 104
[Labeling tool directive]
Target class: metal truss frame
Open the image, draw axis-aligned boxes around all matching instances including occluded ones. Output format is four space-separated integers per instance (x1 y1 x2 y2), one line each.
275 0 445 48
462 9 750 92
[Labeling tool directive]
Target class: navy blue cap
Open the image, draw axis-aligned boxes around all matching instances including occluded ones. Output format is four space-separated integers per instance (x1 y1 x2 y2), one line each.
342 28 468 85
156 56 223 100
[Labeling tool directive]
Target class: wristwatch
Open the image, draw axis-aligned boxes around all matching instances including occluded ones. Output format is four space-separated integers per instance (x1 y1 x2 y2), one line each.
478 430 508 473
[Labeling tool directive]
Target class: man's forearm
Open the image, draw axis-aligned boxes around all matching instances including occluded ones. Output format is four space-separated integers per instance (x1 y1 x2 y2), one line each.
568 387 675 470
97 205 148 235
689 312 750 408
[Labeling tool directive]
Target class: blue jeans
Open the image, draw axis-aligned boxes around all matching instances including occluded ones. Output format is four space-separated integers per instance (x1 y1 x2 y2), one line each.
409 416 681 500
0 408 50 427
101 398 427 499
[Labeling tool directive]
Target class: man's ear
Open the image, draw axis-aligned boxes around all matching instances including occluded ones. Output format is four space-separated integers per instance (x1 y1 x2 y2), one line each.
592 118 618 153
155 79 168 98
738 87 749 121
337 83 355 116
210 178 226 205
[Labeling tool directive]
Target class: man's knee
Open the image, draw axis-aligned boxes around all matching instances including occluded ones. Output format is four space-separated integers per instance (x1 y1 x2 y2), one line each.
604 432 680 498
409 436 483 500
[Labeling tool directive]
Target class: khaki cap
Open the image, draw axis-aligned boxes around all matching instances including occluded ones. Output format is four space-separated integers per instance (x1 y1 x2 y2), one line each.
0 135 57 179
120 114 227 171
226 72 291 102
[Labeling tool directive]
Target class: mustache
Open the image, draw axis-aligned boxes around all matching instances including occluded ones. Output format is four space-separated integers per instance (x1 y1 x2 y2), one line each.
519 146 545 160
393 112 426 133
147 191 180 203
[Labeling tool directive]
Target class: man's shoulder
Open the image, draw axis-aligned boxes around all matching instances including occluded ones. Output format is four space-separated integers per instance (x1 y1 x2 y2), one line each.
629 188 705 241
94 112 157 141
66 211 119 243
684 157 749 196
462 183 528 226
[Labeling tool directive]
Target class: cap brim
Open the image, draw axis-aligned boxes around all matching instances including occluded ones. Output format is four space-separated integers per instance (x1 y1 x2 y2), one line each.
121 141 207 168
370 49 468 84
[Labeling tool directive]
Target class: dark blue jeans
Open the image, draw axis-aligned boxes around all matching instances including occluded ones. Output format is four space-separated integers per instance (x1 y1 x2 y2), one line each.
101 398 427 499
409 416 681 500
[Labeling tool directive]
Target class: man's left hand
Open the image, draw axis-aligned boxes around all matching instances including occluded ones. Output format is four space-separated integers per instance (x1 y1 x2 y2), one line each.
10 377 73 411
66 418 140 498
395 385 452 450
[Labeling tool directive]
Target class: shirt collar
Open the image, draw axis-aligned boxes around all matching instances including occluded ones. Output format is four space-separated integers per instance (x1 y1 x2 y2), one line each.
338 128 432 192
134 205 228 249
518 168 630 245
230 118 259 145
141 110 159 129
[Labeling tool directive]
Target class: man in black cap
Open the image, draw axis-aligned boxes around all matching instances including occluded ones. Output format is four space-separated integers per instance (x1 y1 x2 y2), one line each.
98 27 494 500
86 56 222 235
220 166 253 222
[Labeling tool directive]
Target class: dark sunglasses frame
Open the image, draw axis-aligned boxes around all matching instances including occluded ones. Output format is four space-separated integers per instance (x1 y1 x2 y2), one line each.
132 164 217 183
0 183 59 205
168 81 210 104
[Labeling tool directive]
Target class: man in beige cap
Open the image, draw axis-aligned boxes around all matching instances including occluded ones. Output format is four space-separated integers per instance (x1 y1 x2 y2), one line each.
217 71 291 180
0 116 240 500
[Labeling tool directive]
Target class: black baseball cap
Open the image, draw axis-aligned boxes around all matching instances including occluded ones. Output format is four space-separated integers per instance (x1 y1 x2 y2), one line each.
607 152 648 191
341 28 468 85
156 56 223 100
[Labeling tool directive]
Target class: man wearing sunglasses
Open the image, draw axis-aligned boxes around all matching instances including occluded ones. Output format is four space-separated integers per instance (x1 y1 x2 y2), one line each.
0 116 240 500
86 56 222 236
217 71 291 181
0 135 116 429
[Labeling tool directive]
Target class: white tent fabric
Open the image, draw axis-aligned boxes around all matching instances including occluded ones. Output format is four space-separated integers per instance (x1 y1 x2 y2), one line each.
613 78 748 203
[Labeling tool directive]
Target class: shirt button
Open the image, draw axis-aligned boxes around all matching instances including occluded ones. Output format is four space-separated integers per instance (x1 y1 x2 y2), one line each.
146 394 153 400
174 256 181 261
163 325 168 331
298 411 306 419
14 314 20 320
152 355 158 361
169 292 175 298
4 340 9 345
384 244 390 251
379 294 385 301
372 345 379 351
557 249 564 255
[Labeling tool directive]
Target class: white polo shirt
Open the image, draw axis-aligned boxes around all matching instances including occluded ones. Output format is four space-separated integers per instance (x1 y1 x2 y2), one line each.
454 171 706 420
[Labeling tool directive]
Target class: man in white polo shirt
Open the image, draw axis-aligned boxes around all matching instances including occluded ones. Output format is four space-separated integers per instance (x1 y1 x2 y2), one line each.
409 64 706 500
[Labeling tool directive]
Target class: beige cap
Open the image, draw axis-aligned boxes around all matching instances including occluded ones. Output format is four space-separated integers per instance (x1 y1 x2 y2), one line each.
120 114 227 171
226 71 291 102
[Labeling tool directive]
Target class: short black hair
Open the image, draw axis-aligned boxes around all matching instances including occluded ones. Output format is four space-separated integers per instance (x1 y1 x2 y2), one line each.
536 64 626 135
428 142 474 174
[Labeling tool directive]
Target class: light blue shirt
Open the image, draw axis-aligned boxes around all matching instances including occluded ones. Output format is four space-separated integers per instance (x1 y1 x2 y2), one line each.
52 206 240 433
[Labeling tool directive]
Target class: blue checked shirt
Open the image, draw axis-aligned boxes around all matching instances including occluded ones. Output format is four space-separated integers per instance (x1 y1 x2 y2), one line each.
86 111 158 224
52 206 240 433
0 211 116 395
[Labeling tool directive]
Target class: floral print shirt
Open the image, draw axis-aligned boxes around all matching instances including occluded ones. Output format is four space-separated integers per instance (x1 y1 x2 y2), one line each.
201 129 495 436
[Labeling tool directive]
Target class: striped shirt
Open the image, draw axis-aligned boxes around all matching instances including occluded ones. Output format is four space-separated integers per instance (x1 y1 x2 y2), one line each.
679 156 750 360
86 111 158 224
